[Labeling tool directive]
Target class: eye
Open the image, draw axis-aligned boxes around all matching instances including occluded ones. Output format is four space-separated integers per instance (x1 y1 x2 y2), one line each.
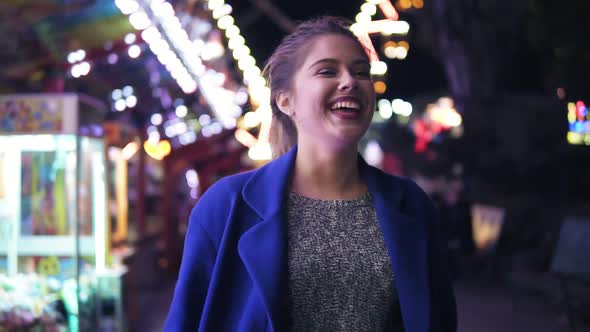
355 70 371 78
353 66 371 78
317 68 336 76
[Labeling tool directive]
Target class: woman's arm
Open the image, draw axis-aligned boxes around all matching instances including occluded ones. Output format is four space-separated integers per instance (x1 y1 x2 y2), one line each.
163 205 217 331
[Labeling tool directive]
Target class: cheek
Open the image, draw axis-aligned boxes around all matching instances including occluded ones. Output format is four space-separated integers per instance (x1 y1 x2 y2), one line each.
364 81 376 95
296 86 329 111
364 84 376 108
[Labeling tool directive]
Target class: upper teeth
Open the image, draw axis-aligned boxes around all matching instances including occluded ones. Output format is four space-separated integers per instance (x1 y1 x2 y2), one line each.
332 101 360 110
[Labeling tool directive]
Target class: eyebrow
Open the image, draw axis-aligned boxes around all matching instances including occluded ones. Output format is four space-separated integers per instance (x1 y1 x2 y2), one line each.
307 58 370 70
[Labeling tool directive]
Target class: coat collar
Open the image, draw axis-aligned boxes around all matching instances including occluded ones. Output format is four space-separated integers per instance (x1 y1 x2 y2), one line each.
237 147 296 331
241 145 403 215
238 145 430 332
242 146 297 220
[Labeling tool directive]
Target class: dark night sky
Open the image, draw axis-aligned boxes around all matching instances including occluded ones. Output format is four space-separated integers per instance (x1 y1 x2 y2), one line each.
228 0 449 100
225 0 587 101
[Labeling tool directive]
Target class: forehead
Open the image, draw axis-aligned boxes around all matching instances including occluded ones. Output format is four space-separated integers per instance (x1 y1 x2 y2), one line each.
301 34 368 66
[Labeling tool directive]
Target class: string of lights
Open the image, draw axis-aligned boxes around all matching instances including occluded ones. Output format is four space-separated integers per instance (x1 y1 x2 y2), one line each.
114 0 243 130
204 0 273 161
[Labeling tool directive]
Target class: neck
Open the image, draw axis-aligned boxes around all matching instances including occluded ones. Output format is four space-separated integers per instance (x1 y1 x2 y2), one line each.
291 142 366 200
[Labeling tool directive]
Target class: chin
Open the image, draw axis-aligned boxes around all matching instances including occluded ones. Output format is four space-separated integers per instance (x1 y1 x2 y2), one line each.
334 132 367 147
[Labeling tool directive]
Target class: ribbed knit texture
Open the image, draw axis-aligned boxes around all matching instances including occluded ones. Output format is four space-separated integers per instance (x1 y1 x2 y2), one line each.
286 191 403 331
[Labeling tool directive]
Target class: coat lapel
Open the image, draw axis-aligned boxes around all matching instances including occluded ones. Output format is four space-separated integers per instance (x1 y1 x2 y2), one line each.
238 148 431 332
238 148 297 331
360 158 431 332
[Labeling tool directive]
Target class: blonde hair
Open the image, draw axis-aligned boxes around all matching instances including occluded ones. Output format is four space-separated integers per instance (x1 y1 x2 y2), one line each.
261 16 366 158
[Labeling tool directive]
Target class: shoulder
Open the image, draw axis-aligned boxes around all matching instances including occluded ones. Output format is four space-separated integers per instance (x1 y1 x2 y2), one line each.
368 165 428 199
198 155 284 200
372 167 435 216
399 176 432 206
199 169 256 201
187 169 257 243
400 176 436 218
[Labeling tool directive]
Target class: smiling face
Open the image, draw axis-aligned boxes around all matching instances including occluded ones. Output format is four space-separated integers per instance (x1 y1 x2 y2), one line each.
276 33 376 152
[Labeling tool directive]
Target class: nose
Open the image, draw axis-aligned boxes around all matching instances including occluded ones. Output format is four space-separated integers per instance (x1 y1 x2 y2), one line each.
338 70 358 91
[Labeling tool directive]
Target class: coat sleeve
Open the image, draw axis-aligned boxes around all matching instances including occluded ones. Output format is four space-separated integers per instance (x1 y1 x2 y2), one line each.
163 202 218 331
425 198 458 332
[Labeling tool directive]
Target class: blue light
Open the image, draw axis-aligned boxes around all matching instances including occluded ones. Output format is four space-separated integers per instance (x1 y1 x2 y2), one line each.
571 121 590 134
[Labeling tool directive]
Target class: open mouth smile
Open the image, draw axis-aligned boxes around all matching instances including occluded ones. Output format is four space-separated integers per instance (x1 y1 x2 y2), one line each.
329 97 362 113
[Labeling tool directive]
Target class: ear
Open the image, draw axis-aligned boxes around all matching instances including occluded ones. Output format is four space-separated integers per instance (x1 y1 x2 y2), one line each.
275 91 292 116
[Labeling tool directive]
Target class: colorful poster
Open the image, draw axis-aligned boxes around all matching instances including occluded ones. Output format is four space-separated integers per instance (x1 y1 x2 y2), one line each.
21 151 68 235
16 256 82 280
0 97 63 133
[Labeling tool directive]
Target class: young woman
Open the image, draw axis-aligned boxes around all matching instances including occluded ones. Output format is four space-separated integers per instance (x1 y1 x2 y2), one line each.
164 16 457 332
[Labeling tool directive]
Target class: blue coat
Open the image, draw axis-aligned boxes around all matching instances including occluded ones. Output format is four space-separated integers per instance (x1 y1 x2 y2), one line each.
164 146 457 332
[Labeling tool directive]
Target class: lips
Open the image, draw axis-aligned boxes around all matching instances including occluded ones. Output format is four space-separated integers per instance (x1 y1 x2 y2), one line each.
329 96 362 112
327 96 366 121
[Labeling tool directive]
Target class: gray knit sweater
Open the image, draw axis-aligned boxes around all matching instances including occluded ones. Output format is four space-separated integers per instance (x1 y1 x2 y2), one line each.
286 191 403 331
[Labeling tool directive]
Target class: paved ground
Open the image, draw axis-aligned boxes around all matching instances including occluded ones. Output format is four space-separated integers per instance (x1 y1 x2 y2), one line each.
119 240 589 332
122 275 589 332
125 279 174 332
455 279 589 332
